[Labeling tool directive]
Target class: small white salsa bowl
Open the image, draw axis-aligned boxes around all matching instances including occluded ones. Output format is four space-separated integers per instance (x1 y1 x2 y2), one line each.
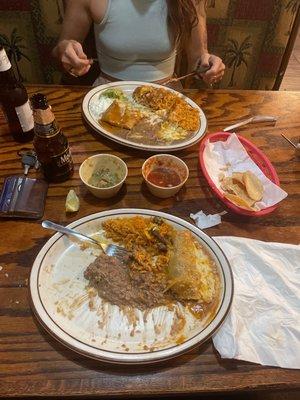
79 154 127 199
142 154 189 198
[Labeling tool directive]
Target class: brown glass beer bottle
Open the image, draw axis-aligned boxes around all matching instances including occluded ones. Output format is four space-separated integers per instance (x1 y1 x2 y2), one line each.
0 45 34 142
31 93 74 182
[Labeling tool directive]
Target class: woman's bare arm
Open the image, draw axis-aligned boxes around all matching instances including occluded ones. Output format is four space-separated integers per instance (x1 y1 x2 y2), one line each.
187 1 225 84
52 0 106 76
186 0 208 69
59 0 93 43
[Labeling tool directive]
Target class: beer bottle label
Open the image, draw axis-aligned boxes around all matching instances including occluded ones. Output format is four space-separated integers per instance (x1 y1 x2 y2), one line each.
51 147 73 169
15 101 34 132
0 48 11 72
43 146 73 179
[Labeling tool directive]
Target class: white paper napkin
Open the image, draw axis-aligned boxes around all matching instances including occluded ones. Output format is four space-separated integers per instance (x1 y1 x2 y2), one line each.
190 210 227 229
203 133 288 209
212 236 300 369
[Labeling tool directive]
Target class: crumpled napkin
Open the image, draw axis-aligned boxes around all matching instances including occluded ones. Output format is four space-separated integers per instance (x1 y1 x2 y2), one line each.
190 210 227 229
212 236 300 369
203 133 288 209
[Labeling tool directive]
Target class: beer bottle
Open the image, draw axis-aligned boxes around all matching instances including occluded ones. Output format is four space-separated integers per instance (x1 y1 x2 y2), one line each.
31 93 74 182
0 45 34 142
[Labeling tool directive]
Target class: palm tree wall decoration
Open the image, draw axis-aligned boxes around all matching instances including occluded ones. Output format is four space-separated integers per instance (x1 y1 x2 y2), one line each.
0 28 30 82
285 0 299 14
285 0 299 34
225 36 252 87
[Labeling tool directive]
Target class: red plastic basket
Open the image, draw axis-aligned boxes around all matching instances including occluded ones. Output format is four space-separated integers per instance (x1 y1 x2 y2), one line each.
199 132 280 216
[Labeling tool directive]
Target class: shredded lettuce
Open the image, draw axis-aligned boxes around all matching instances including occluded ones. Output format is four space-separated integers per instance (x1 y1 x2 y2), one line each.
100 88 127 101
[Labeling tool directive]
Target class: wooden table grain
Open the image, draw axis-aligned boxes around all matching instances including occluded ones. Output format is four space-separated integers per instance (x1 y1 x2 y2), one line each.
0 85 299 398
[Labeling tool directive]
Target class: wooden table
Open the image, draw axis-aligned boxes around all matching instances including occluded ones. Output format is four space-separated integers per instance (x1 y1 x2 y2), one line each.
0 85 299 399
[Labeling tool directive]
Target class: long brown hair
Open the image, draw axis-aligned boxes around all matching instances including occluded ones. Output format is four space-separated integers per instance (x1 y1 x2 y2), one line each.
167 0 201 50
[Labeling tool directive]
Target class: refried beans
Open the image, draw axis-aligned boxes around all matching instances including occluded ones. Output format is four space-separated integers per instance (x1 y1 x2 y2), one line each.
84 254 171 310
83 216 220 318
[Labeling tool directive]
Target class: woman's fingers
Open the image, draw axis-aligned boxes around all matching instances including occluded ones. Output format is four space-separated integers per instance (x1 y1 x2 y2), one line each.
64 46 90 68
204 57 224 77
72 41 88 60
54 39 92 76
61 41 91 76
62 62 91 77
211 72 224 84
208 69 225 83
196 53 225 84
202 55 225 84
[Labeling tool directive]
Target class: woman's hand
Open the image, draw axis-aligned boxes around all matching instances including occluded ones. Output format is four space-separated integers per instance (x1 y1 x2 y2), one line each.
196 53 225 85
53 39 92 77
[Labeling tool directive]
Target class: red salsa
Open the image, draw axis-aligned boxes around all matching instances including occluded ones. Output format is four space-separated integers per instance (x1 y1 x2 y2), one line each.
147 167 182 187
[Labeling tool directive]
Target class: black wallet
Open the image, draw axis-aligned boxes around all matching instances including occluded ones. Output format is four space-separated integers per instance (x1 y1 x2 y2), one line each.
0 176 48 219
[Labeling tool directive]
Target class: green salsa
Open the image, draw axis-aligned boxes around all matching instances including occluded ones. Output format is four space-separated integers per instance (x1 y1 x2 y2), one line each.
89 168 120 188
100 88 127 101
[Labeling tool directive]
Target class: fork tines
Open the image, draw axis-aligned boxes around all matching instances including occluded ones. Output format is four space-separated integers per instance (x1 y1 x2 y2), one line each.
106 244 131 261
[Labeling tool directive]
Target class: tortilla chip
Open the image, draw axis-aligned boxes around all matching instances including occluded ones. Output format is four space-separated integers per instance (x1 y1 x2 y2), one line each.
221 177 233 191
232 172 245 185
224 193 257 211
222 177 255 207
244 171 264 201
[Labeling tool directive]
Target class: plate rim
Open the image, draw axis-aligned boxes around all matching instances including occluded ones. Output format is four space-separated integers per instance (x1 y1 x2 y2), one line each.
82 81 207 152
30 208 233 364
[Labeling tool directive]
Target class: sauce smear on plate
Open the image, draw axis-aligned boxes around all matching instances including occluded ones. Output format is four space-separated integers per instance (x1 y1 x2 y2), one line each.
147 167 181 187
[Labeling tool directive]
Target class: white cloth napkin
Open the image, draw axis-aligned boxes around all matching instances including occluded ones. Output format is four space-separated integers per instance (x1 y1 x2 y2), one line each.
212 236 300 369
203 133 288 209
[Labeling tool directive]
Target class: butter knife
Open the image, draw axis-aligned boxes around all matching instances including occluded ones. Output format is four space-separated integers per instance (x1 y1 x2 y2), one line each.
223 115 277 132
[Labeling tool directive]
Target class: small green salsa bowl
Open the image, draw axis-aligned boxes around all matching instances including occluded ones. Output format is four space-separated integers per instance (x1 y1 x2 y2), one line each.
79 154 128 199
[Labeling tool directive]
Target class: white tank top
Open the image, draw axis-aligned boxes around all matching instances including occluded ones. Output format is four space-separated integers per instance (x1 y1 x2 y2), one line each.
94 0 176 82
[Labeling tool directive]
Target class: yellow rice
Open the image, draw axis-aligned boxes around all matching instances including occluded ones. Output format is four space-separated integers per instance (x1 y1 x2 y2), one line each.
102 216 174 279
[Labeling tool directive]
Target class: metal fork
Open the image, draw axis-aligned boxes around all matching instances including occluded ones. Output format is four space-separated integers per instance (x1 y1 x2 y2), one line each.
42 220 131 261
163 65 211 86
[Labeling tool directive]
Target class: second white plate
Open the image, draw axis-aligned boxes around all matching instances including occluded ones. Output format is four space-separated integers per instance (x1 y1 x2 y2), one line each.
82 81 207 152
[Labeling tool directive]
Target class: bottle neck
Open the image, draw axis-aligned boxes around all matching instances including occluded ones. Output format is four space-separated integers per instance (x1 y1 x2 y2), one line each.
33 107 60 137
33 107 55 125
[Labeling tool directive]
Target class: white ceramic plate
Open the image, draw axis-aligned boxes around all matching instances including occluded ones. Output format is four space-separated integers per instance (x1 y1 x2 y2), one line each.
82 81 207 152
30 209 233 364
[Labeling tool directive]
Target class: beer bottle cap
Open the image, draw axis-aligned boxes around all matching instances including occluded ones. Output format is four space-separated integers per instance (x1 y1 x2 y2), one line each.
31 93 48 110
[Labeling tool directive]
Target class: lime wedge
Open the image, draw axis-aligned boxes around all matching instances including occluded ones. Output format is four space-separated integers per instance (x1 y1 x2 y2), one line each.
65 189 80 212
